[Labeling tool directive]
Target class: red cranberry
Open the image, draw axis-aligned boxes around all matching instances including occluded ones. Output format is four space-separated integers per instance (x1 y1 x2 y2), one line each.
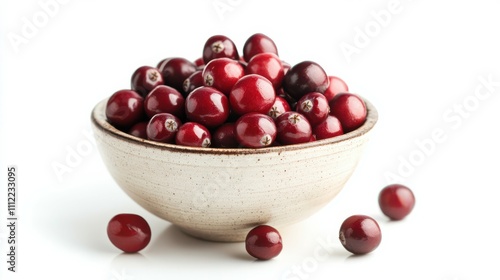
276 112 312 145
158 57 197 92
339 215 381 255
128 122 148 139
106 90 144 128
182 70 204 95
144 85 185 118
379 184 415 220
246 53 284 89
329 93 367 133
175 122 211 147
193 57 205 67
313 115 343 140
243 33 278 62
202 58 245 95
245 225 282 260
107 213 151 253
212 123 239 148
282 61 291 75
185 87 229 128
296 92 330 126
235 113 276 148
229 74 276 116
156 57 172 69
323 76 349 102
146 113 182 143
131 66 164 97
267 96 291 120
202 35 239 64
283 61 329 100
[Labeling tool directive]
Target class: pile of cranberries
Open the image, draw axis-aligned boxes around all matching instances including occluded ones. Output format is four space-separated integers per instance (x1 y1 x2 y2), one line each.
105 33 367 148
107 184 415 259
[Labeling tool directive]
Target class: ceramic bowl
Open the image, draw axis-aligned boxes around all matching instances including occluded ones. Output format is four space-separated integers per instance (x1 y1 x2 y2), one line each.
91 98 378 242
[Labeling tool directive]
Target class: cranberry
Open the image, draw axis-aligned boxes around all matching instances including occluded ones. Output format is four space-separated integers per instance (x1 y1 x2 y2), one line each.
379 184 415 220
202 35 239 63
283 61 329 100
128 122 148 139
146 113 182 143
296 92 330 126
175 122 211 147
267 96 291 120
107 213 151 253
229 74 276 116
276 112 312 145
131 66 164 97
158 57 197 92
106 90 144 128
282 61 291 75
313 115 343 140
246 53 284 89
193 57 205 67
243 33 278 62
185 87 229 128
202 58 245 95
182 70 204 95
245 225 282 260
235 113 276 148
339 215 381 255
144 85 185 118
212 123 239 148
323 76 349 102
329 93 367 133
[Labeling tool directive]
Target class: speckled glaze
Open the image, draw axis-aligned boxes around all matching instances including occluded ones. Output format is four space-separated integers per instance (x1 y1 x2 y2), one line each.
91 98 378 242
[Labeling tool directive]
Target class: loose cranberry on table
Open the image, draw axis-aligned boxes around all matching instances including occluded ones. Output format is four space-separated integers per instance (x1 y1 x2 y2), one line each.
182 70 204 95
229 74 276 116
235 113 277 148
267 96 291 120
323 76 349 102
202 58 245 95
245 225 283 260
144 85 185 118
246 53 284 89
128 122 148 139
202 35 239 63
276 112 312 145
106 89 145 129
212 123 239 148
175 122 211 147
185 87 230 128
379 184 415 220
107 213 151 253
243 33 278 62
296 92 330 126
131 66 164 97
158 57 197 92
283 61 329 100
329 93 367 133
146 113 182 143
339 215 381 255
313 115 343 140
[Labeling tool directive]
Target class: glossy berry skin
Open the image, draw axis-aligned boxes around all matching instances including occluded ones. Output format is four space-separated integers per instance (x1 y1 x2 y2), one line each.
245 225 283 260
106 90 144 129
379 184 415 220
283 61 329 100
296 92 330 126
339 215 381 255
202 58 245 95
193 57 205 67
243 33 278 62
175 122 211 147
146 113 182 143
182 70 204 95
313 115 343 140
144 85 185 118
329 93 367 133
212 123 239 148
276 112 312 145
128 122 148 139
229 74 276 116
131 66 164 97
267 96 291 120
107 214 151 253
246 53 284 90
185 87 230 128
158 57 197 92
202 35 239 64
235 113 276 148
323 76 349 102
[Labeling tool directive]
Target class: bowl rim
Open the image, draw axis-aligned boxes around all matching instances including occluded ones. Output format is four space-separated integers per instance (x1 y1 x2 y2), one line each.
91 97 378 155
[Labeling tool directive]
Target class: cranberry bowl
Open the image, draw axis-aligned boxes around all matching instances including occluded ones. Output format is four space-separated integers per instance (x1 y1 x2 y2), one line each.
91 98 378 242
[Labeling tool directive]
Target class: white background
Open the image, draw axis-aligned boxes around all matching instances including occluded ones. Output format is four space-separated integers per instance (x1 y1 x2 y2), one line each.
1 0 500 279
